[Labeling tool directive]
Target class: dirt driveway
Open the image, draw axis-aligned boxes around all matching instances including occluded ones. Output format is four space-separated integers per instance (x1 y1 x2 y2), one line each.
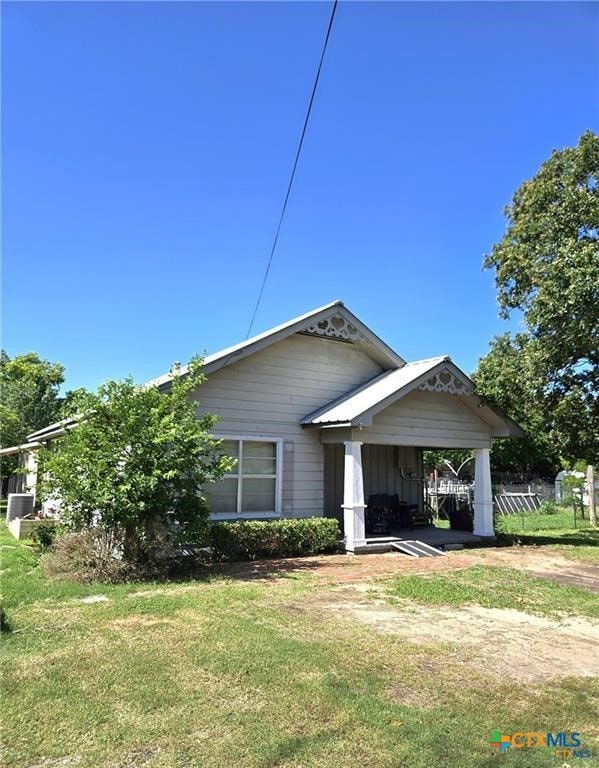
220 546 599 684
218 545 599 591
307 584 599 683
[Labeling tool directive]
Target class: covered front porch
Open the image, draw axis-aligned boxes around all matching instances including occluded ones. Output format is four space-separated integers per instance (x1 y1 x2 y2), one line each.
323 440 493 553
301 356 522 553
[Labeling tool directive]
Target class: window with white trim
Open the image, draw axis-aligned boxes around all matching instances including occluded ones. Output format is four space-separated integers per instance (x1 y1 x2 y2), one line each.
207 439 279 515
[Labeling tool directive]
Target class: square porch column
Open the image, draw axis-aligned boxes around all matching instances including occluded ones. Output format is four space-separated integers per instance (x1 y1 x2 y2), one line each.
24 450 39 503
342 440 366 552
473 447 494 537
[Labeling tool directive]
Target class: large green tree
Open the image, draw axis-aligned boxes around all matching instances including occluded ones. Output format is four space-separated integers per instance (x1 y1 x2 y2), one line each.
0 351 65 475
39 359 234 566
476 131 599 471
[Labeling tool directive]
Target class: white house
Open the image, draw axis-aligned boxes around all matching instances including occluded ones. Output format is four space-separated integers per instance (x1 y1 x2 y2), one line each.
148 300 523 551
5 300 523 552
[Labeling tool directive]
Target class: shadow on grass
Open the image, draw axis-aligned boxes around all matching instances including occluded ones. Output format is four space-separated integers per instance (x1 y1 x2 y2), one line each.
494 529 599 548
179 552 349 583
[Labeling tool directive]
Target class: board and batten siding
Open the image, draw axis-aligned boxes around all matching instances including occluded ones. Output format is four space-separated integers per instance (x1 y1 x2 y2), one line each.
324 444 423 523
360 390 493 449
191 333 383 518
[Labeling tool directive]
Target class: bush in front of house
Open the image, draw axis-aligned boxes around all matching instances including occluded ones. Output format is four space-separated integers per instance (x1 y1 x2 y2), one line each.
41 529 137 583
37 358 235 574
207 517 341 561
31 519 59 551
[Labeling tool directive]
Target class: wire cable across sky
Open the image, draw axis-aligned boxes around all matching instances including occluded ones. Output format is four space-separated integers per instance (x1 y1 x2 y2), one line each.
245 0 339 339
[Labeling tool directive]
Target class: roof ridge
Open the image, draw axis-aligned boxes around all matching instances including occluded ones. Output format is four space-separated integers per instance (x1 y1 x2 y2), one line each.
406 355 449 366
147 300 405 387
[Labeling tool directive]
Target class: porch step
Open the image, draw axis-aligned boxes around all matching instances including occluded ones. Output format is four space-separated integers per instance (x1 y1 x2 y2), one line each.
390 540 445 558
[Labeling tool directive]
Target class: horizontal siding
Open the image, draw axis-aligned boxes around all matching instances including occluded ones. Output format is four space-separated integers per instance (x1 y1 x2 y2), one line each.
194 333 383 518
362 391 492 448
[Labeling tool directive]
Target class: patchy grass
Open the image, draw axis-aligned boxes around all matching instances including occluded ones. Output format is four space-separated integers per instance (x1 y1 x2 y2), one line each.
0 525 137 610
2 524 598 768
386 565 599 619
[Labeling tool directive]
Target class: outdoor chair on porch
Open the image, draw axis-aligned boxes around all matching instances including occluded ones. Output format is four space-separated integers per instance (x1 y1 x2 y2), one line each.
397 501 417 531
365 494 393 536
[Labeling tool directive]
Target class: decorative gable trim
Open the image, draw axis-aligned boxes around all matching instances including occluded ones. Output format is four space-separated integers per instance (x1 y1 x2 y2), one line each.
299 313 370 344
148 300 405 390
417 367 473 395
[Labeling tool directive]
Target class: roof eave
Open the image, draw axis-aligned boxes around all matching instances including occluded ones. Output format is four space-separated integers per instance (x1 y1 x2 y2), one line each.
152 300 405 390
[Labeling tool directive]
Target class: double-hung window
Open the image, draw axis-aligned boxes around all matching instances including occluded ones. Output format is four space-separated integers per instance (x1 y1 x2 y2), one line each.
207 438 279 517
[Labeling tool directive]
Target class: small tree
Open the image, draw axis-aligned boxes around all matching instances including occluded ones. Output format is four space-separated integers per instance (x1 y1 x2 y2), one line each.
561 461 587 521
0 351 65 476
39 358 234 568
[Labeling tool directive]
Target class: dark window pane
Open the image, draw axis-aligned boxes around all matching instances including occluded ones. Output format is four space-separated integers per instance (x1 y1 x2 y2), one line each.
206 477 238 514
241 478 276 513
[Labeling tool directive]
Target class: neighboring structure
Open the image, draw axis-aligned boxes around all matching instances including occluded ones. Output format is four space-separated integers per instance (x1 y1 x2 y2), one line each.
3 301 523 551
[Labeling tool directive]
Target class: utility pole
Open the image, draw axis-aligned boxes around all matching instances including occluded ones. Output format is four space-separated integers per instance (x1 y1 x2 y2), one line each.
587 465 596 528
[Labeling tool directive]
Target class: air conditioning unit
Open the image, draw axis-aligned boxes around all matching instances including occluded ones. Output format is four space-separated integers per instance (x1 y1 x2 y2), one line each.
6 493 34 522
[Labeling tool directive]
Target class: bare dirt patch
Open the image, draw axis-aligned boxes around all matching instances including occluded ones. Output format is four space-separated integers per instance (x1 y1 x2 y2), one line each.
305 585 599 683
474 548 599 593
210 545 599 589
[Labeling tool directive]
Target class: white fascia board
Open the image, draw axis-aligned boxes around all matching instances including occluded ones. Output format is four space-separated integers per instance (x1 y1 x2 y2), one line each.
148 300 405 390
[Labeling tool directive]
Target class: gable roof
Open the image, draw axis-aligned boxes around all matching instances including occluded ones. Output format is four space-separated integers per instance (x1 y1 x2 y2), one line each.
302 356 524 438
147 300 405 389
302 356 451 425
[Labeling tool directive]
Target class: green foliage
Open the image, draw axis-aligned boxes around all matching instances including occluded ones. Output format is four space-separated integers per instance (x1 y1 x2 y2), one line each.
484 130 598 387
561 470 586 517
39 358 235 568
31 519 59 551
472 333 559 474
422 450 473 476
2 521 599 768
537 500 558 515
0 351 65 475
477 131 599 471
207 517 341 561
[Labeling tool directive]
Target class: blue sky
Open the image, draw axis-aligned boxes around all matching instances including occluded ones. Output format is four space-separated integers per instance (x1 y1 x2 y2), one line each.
3 1 598 391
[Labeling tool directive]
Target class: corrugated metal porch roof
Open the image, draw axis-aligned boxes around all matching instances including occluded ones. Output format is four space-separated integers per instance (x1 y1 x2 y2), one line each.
301 356 450 426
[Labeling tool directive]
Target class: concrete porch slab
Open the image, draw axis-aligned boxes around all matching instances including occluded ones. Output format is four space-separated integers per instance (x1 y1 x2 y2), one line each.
353 526 492 554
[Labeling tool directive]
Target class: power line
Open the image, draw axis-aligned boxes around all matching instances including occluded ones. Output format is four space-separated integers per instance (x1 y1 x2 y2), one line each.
245 0 339 339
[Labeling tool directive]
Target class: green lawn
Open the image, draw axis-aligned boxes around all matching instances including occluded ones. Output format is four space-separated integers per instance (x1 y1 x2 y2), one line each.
494 509 599 561
436 508 599 561
1 523 598 768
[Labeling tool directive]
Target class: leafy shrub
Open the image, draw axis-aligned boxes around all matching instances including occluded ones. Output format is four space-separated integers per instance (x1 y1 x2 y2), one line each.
31 519 59 550
41 529 137 583
206 517 341 562
538 500 558 515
